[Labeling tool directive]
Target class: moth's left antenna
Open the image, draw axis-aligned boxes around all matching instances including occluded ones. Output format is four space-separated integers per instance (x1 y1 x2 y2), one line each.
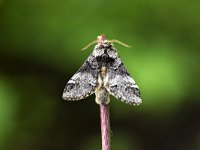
81 40 97 51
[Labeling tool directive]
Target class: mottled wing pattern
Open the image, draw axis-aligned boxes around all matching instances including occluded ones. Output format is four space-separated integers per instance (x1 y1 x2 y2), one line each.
106 60 142 105
62 54 98 100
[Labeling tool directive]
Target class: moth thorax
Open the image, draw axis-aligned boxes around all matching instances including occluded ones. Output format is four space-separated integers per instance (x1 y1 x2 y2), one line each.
100 66 107 78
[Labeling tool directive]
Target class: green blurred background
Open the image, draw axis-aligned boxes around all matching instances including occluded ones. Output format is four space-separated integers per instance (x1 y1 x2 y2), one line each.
0 0 200 150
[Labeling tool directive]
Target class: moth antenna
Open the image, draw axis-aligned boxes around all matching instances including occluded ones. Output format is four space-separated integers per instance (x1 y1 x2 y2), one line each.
81 40 98 51
110 39 131 48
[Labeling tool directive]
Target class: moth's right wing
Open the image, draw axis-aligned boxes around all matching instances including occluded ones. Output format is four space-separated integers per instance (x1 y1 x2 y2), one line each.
62 54 98 100
106 60 142 105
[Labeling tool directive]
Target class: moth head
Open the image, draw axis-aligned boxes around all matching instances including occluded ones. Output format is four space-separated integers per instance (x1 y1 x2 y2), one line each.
97 34 107 43
81 34 131 51
97 34 111 49
97 34 110 46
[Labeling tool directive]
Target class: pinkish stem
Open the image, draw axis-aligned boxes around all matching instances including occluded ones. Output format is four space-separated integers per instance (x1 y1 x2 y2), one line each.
100 104 111 150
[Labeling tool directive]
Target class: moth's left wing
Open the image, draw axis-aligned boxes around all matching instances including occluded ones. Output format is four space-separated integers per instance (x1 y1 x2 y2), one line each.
106 60 142 105
62 54 98 100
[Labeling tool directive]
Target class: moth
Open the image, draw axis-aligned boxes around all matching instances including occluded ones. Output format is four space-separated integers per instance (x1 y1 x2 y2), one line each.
62 34 142 105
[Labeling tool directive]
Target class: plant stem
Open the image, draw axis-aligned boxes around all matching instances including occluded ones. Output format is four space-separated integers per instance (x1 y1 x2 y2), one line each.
100 104 111 150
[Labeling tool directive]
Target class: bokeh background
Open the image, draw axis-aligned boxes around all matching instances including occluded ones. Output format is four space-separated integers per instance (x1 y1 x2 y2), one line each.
0 0 200 150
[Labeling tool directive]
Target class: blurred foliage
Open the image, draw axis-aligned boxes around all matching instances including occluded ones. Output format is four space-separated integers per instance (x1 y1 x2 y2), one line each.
0 0 200 150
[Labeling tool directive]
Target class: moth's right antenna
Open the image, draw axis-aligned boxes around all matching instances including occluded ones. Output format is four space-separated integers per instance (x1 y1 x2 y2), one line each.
81 40 98 51
110 39 131 48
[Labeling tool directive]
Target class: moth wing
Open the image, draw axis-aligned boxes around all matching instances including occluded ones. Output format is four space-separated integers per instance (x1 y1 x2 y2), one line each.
62 54 98 100
106 61 142 105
